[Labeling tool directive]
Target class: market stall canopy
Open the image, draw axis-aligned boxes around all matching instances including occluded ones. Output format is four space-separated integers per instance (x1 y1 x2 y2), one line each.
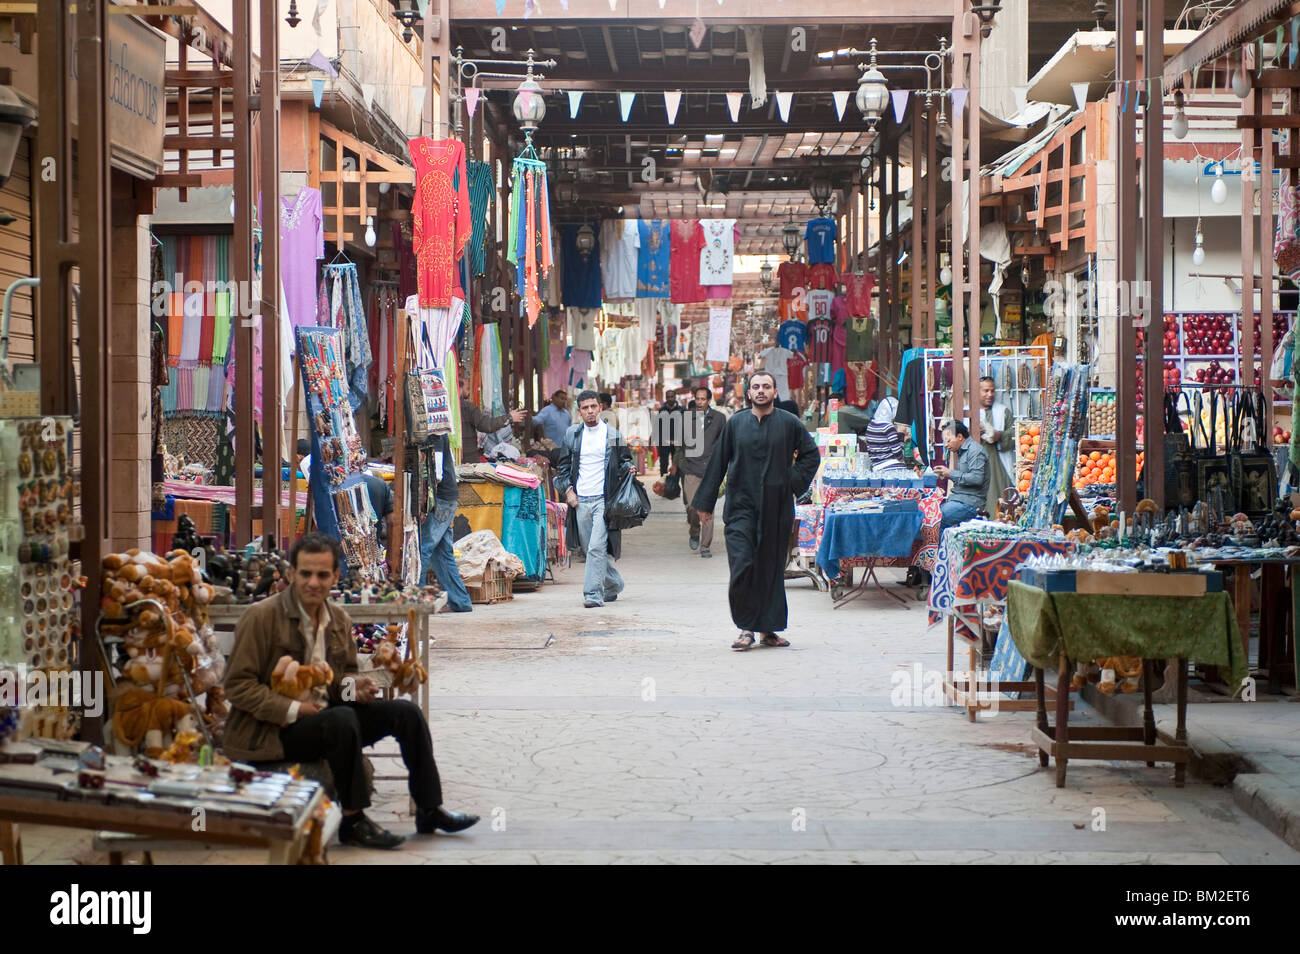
1163 0 1300 88
1027 29 1202 107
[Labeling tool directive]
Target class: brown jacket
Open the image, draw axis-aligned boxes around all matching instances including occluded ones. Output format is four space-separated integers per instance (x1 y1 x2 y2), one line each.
222 588 358 763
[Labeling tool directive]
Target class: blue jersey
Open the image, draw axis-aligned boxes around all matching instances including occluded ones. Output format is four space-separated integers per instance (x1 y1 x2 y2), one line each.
805 217 837 265
636 219 670 298
777 320 807 353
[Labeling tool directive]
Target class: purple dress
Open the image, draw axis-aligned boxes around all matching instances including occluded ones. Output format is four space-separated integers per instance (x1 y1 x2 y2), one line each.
279 187 324 328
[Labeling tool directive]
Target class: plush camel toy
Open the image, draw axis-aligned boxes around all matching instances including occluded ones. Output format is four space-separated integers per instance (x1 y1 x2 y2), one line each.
112 685 196 758
270 655 335 701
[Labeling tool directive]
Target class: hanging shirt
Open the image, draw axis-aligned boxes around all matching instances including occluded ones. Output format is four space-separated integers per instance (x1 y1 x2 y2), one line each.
408 138 471 308
807 288 833 324
805 217 837 264
843 272 875 317
807 262 839 290
844 315 875 363
777 320 807 353
777 261 808 300
671 219 706 303
699 218 736 286
807 317 834 365
278 187 324 328
759 345 795 400
787 352 809 396
831 318 848 373
600 219 639 301
561 223 602 307
467 161 493 277
636 219 671 298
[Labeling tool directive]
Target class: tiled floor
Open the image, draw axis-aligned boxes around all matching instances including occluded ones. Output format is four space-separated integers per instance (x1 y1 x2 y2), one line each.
15 495 1300 865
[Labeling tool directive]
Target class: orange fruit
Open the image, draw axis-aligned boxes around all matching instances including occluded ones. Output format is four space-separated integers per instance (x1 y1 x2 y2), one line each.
1089 451 1102 461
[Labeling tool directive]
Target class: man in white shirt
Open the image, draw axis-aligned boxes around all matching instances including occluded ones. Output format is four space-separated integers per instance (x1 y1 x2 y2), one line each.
555 390 635 608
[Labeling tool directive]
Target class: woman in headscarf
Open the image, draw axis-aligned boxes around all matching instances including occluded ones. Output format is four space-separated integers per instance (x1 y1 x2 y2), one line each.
863 396 907 471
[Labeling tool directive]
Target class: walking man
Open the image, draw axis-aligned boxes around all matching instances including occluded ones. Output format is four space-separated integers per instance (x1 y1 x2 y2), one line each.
654 390 683 476
555 390 635 608
692 371 821 650
671 384 726 558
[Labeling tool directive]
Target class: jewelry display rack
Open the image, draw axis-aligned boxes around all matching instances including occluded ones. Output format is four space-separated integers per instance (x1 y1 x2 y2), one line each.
922 346 1050 466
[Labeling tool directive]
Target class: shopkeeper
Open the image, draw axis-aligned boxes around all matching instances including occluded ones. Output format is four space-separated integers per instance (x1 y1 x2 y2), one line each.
933 420 989 529
459 378 526 463
976 376 1014 515
223 533 478 850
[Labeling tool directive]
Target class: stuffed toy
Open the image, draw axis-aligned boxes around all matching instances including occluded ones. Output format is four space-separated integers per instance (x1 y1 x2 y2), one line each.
112 685 195 757
1097 656 1143 694
270 655 335 701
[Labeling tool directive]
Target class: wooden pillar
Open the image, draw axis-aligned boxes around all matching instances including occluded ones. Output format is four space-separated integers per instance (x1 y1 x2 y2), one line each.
1258 85 1274 440
890 142 902 380
392 308 408 577
1142 0 1165 510
1241 88 1257 405
950 18 967 427
876 159 887 372
259 0 281 546
232 0 255 544
926 105 939 349
1115 0 1139 515
911 114 923 355
967 21 982 425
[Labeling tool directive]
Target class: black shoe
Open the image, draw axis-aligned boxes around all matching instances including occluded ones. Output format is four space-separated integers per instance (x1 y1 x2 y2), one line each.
700 548 712 558
584 600 603 608
416 806 480 834
605 593 618 602
689 537 700 551
339 813 405 850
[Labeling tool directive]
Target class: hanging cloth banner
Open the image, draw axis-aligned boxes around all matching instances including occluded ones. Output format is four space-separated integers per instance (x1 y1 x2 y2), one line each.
361 83 376 110
1072 81 1089 111
466 87 481 117
726 92 744 122
664 90 682 125
832 90 850 121
950 87 968 123
1011 85 1029 113
891 90 909 123
568 90 584 118
706 306 732 363
619 91 636 122
311 77 325 108
775 91 792 123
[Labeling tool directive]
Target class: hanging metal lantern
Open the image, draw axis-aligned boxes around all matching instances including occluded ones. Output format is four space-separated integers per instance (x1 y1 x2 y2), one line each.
512 50 547 131
855 40 889 128
576 223 596 256
968 0 1003 37
759 258 773 292
781 211 801 257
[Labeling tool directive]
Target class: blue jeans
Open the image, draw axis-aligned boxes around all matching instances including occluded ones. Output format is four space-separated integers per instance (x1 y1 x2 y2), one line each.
940 499 978 530
575 495 624 605
420 499 472 611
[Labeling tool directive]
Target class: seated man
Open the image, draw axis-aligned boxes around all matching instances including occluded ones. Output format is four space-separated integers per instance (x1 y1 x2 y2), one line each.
222 532 478 850
933 420 989 530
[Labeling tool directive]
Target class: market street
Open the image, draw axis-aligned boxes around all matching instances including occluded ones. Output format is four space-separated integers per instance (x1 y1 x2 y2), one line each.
18 497 1297 865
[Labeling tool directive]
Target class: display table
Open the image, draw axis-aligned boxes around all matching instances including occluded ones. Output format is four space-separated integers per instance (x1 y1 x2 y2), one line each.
806 485 943 573
1007 579 1246 787
0 752 324 865
817 509 924 608
1207 557 1298 693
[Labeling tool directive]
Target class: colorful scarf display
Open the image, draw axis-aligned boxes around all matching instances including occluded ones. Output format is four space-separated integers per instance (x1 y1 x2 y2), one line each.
507 155 553 328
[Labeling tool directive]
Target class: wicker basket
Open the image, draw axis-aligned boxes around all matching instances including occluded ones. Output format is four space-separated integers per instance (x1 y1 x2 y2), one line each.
467 566 514 604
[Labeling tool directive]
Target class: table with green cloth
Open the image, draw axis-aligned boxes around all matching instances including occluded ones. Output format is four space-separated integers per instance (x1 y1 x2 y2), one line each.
1006 580 1248 689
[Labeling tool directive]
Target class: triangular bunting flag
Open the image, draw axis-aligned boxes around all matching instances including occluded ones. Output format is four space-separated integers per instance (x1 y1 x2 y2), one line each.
524 0 536 18
416 0 429 13
690 17 706 49
1072 81 1089 111
951 87 968 122
1012 85 1029 113
664 90 682 125
832 90 850 121
726 92 743 122
609 0 617 9
891 90 909 123
311 77 325 108
568 91 584 118
466 87 481 117
619 91 636 122
1192 64 1201 88
494 0 505 13
658 0 666 7
306 49 338 77
775 91 793 123
361 83 376 110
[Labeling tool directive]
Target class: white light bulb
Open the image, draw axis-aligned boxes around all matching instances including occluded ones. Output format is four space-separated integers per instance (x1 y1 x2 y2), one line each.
230 197 236 217
1172 109 1188 140
1192 245 1205 266
378 181 390 195
1231 69 1250 99
1090 27 1109 53
364 216 377 247
1210 168 1227 204
939 265 953 286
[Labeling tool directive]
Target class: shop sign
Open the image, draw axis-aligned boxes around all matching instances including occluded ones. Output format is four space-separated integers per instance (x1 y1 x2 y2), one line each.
70 13 166 179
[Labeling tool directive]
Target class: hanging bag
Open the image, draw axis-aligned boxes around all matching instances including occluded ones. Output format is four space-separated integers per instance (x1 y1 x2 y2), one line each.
1141 392 1195 508
1229 390 1277 518
1191 390 1231 510
404 314 452 443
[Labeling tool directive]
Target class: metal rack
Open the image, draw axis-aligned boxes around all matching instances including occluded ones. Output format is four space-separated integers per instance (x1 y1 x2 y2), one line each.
921 346 1050 465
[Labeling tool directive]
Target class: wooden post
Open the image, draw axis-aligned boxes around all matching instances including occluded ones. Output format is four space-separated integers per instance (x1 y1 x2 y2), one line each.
286 354 300 545
1259 86 1274 440
1142 0 1165 510
926 104 939 349
1115 0 1139 515
950 18 967 427
259 0 282 547
967 19 982 424
1241 87 1257 405
232 0 255 544
392 308 409 581
911 113 923 354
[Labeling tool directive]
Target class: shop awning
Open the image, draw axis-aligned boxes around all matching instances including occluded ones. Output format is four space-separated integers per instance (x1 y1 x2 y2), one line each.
1029 29 1202 107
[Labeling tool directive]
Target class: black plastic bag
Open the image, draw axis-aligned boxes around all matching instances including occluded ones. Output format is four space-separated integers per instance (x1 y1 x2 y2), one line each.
663 471 682 500
607 469 650 530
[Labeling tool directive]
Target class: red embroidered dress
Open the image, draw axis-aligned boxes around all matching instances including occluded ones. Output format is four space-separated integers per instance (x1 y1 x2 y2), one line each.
408 137 471 308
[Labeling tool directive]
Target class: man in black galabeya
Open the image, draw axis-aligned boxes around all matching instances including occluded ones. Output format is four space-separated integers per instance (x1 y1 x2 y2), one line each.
692 371 820 651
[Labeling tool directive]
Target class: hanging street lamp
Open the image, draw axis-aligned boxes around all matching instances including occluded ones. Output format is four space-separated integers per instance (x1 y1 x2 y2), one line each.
513 50 547 133
759 258 774 292
781 211 801 258
968 0 1003 38
855 40 889 129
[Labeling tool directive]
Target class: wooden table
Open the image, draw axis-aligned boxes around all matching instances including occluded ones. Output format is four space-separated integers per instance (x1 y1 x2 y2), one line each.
1208 558 1298 693
0 752 324 865
207 600 438 722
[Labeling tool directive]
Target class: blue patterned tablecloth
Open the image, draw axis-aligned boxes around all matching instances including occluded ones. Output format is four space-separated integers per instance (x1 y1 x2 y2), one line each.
816 509 925 574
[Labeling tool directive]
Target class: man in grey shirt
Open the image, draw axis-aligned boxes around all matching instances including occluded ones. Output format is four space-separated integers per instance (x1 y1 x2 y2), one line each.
534 390 573 447
672 385 727 557
933 419 989 529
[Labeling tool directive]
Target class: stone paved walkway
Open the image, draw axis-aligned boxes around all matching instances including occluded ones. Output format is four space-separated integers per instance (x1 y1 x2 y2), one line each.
21 495 1300 864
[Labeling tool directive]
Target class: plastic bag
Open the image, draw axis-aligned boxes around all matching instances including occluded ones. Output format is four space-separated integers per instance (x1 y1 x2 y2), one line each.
606 470 650 530
663 471 682 500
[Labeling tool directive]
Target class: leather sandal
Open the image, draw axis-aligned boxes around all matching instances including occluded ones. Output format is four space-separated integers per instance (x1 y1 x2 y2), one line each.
731 631 756 651
759 633 791 648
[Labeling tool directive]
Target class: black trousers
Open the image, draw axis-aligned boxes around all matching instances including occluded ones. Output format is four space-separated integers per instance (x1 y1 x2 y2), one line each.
658 445 674 475
279 700 443 813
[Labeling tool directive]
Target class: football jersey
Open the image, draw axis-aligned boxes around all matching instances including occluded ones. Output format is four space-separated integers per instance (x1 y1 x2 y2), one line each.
807 317 833 365
777 319 807 353
777 261 808 299
843 272 874 317
777 297 808 322
808 262 839 290
807 289 834 323
805 217 837 265
787 352 809 395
